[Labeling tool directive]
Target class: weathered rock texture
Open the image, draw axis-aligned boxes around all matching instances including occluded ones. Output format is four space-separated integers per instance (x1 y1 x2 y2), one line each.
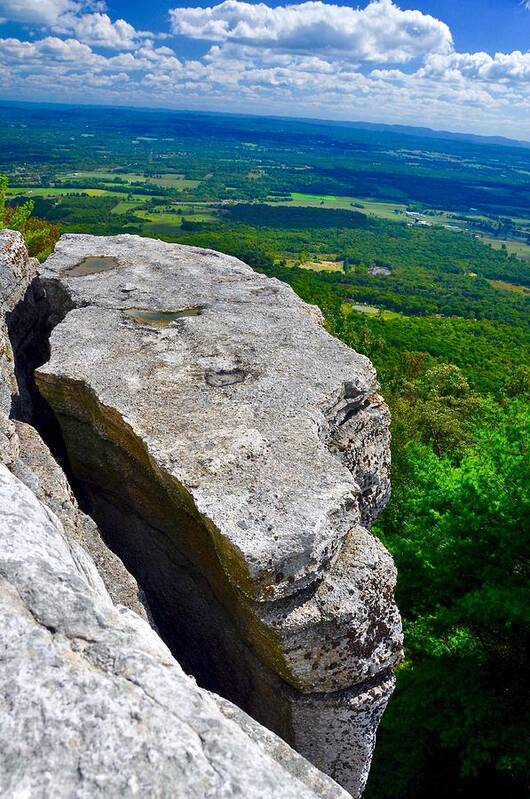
0 229 352 799
0 230 147 618
33 233 402 794
0 230 402 796
0 228 35 468
0 464 350 799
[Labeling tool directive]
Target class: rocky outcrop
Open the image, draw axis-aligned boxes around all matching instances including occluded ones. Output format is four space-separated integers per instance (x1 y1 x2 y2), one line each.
0 464 349 799
0 230 402 797
0 229 352 799
0 230 147 618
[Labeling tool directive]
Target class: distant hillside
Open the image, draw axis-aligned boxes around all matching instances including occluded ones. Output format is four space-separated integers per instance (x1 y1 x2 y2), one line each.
3 99 530 152
305 118 530 150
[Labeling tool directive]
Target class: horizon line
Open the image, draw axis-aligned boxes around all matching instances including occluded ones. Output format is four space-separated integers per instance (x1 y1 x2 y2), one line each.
1 96 529 150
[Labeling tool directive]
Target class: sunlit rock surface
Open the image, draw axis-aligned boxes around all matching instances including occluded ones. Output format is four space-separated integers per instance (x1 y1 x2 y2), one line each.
0 465 349 799
0 230 402 797
36 234 402 793
0 230 351 799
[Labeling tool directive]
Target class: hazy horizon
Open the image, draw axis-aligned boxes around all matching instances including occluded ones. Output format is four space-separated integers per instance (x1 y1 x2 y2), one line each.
4 96 530 149
2 1 530 140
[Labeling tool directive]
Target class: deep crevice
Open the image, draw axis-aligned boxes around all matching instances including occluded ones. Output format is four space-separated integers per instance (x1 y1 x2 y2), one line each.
6 275 297 744
7 277 71 468
77 473 294 740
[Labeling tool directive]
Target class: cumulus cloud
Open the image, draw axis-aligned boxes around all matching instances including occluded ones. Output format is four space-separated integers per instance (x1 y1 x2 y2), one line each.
418 50 530 83
0 0 148 49
56 13 142 49
0 35 182 76
2 0 530 137
0 35 96 64
169 0 453 62
0 1 94 26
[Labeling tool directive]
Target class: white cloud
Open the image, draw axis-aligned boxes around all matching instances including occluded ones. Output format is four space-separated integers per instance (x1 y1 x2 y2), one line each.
0 1 90 26
0 0 148 49
418 50 530 83
169 0 453 62
0 35 182 75
57 13 142 49
0 35 97 64
2 0 530 138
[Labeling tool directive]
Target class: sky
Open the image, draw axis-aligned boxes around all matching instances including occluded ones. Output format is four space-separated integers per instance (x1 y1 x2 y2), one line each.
2 1 530 138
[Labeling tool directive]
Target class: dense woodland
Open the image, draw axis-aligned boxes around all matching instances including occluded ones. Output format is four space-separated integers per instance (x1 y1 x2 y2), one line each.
1 102 529 799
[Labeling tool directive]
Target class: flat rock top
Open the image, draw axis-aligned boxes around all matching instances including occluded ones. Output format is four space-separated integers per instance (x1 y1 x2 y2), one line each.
39 234 382 601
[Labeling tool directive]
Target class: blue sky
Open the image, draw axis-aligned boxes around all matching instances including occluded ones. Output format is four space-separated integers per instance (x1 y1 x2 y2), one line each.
80 0 530 56
2 1 530 138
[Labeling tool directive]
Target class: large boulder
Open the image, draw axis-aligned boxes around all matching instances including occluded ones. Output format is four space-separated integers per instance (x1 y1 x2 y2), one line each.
33 234 402 794
0 230 402 796
0 230 350 799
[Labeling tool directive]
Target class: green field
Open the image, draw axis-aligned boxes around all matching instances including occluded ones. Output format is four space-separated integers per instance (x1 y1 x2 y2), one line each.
277 192 407 220
481 234 530 259
342 301 402 319
135 207 217 237
299 258 344 272
8 186 115 197
63 170 145 182
110 198 153 214
271 191 466 226
8 186 159 203
61 170 200 190
154 174 200 189
488 278 530 295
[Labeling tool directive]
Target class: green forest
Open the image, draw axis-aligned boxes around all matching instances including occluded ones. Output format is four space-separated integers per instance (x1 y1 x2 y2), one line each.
1 102 529 799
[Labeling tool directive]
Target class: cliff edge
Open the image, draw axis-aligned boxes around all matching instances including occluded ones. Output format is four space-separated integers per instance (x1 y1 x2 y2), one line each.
0 231 402 797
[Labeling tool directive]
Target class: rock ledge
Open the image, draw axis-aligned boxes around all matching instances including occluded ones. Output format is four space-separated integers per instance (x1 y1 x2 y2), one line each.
1 231 403 797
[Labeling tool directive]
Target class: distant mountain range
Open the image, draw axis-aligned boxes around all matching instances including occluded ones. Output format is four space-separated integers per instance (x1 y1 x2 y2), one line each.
311 118 530 150
3 98 530 151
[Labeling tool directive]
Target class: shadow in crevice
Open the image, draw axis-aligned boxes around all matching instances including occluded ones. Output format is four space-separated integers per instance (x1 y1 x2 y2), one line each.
6 277 70 468
5 276 294 746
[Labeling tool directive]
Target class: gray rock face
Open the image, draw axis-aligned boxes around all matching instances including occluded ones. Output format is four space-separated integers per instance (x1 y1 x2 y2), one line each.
0 230 351 799
0 230 147 618
39 237 391 603
0 464 349 799
12 420 150 620
30 233 402 794
0 229 36 468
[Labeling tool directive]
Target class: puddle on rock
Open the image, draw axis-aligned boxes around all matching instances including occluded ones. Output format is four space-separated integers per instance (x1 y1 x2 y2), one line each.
65 256 120 277
123 307 202 328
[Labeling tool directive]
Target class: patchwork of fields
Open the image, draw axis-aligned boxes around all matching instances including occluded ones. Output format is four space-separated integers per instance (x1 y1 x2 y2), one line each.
10 175 530 260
